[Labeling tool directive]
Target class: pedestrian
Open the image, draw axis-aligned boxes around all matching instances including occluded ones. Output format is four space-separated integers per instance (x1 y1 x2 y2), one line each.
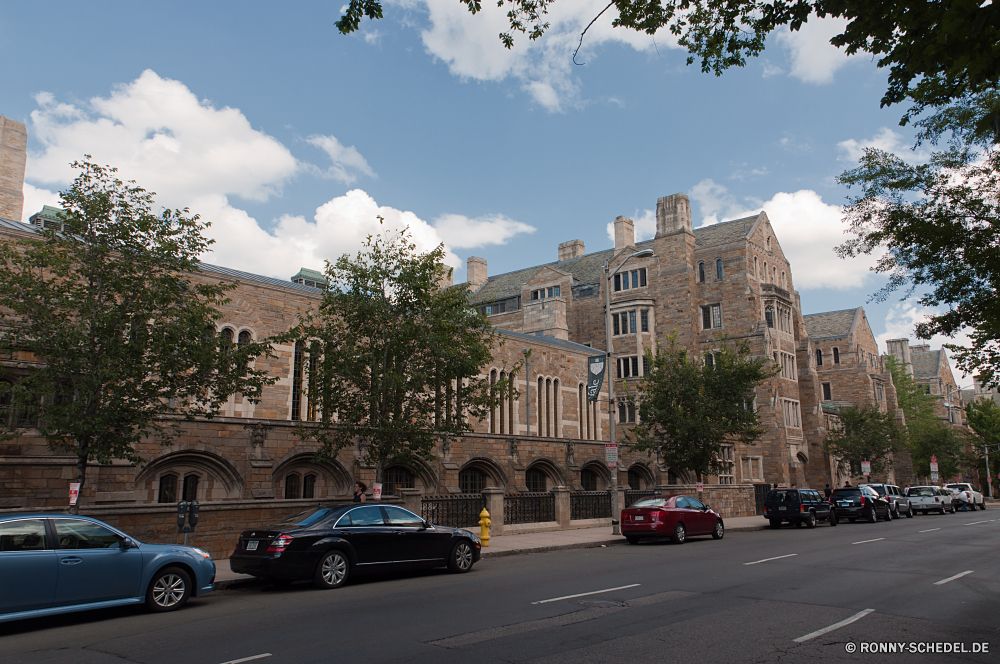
353 481 367 503
844 481 852 488
773 483 778 489
824 484 832 500
791 483 798 489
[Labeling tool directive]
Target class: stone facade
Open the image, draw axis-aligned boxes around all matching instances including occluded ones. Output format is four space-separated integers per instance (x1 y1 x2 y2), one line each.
0 115 27 223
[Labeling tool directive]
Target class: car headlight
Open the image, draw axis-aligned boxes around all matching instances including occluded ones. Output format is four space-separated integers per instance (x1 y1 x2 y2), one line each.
192 547 211 560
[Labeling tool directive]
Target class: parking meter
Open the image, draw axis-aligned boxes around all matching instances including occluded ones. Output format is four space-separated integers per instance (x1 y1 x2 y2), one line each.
176 501 188 529
189 500 200 528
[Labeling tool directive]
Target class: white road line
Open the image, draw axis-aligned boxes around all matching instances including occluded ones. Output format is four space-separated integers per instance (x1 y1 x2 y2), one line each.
919 528 940 533
852 538 885 545
531 584 641 605
793 609 875 643
934 570 973 586
743 553 798 566
964 520 990 525
219 655 272 664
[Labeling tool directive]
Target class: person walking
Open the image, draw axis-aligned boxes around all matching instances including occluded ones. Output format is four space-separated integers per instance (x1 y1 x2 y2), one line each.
824 484 832 500
353 481 368 503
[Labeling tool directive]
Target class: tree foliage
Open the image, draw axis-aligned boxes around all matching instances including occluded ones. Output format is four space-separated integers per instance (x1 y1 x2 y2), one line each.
965 397 1000 486
0 159 275 511
627 335 776 478
335 0 1000 118
284 223 515 484
824 403 907 477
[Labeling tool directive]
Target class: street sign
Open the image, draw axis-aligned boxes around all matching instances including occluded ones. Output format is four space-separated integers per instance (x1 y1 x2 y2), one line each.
930 457 939 473
68 482 80 506
372 483 382 501
696 482 704 494
931 471 939 482
605 443 618 469
861 461 871 476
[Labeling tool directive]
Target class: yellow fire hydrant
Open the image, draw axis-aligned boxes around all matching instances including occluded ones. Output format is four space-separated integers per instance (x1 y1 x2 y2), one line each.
478 507 491 547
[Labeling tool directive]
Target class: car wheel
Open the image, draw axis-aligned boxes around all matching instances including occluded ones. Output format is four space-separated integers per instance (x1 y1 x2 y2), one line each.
146 566 191 612
769 519 781 529
828 512 838 526
448 540 475 573
314 550 350 589
805 512 817 529
905 505 913 518
626 535 640 545
892 505 900 519
867 507 877 523
712 520 724 540
980 501 987 511
883 507 892 522
672 523 686 544
938 507 946 515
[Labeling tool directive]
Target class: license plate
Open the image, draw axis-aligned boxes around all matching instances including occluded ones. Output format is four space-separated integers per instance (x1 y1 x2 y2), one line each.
635 516 644 521
778 506 786 511
246 541 258 551
838 502 849 507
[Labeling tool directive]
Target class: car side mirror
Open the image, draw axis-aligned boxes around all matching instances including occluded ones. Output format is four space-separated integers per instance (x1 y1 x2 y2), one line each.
702 504 711 511
420 520 430 530
120 538 134 550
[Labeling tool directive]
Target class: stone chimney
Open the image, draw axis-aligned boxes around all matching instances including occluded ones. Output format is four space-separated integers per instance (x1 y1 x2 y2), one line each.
0 115 28 222
437 264 454 290
886 338 913 375
613 216 634 251
558 239 585 261
467 256 487 291
655 193 692 236
911 344 930 352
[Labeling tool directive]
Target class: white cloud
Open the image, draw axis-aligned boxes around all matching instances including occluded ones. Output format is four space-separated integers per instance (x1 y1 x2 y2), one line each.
689 179 878 290
774 16 855 84
20 182 61 223
306 134 377 184
876 303 974 384
837 127 931 165
433 213 536 249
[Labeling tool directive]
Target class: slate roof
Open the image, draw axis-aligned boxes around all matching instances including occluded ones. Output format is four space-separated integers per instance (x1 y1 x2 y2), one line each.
803 308 860 339
499 328 598 355
470 214 763 305
0 216 322 295
911 350 943 379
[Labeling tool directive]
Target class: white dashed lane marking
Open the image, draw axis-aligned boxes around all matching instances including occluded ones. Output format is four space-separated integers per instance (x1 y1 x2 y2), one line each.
743 553 798 566
852 538 885 545
531 584 641 605
934 570 973 586
793 609 875 643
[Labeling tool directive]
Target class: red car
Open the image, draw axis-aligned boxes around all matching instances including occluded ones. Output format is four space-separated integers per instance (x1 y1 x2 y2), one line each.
620 494 725 544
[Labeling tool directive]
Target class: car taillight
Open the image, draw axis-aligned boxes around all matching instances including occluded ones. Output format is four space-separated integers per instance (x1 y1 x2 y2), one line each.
860 496 865 506
934 497 939 502
267 534 293 553
800 504 805 512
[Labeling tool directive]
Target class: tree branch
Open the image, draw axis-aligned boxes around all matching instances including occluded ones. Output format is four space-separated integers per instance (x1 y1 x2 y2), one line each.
573 2 614 66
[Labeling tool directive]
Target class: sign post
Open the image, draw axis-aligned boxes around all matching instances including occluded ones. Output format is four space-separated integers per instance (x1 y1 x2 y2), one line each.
372 483 383 501
68 482 81 506
696 482 704 495
861 461 871 480
930 456 939 483
605 443 618 470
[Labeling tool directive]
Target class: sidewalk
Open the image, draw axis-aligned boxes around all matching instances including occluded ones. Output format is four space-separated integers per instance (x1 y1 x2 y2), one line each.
211 515 769 588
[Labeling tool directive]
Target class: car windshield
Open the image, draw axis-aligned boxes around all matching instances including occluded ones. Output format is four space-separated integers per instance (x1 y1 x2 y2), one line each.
766 490 798 503
946 484 967 491
832 489 860 497
908 487 935 497
631 498 670 508
867 486 887 496
268 508 336 528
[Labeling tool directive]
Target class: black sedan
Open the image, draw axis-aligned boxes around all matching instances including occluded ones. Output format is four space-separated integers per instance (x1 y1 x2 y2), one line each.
830 486 892 523
229 504 481 588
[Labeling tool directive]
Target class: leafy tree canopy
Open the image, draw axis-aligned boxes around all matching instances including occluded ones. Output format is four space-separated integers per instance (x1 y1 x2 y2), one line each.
627 334 776 478
824 403 907 478
965 397 1000 486
284 223 516 483
336 0 1000 116
0 159 276 511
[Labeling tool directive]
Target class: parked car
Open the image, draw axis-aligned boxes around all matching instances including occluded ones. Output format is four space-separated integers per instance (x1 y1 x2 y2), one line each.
620 494 725 544
905 486 954 514
945 483 986 510
860 483 913 518
0 514 215 624
763 488 837 528
830 486 892 523
230 504 481 588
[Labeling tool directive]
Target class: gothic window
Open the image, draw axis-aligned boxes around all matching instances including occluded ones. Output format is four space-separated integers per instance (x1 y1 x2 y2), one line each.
629 311 637 334
781 271 787 288
581 469 598 492
158 474 178 504
291 341 304 421
458 467 487 494
698 262 706 283
639 267 647 286
833 347 840 364
182 474 199 502
617 356 639 378
613 314 619 336
614 274 621 292
717 445 735 484
763 262 768 281
765 306 774 328
220 327 234 345
815 348 823 366
766 236 771 250
701 303 722 329
525 467 547 492
627 468 643 490
303 474 316 499
640 309 649 332
238 330 252 345
716 258 723 280
772 266 777 282
308 341 319 421
823 383 832 400
385 466 415 495
284 473 301 499
754 256 759 279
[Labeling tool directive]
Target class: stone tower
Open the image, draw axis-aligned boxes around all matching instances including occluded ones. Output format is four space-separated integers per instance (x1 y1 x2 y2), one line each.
0 115 28 222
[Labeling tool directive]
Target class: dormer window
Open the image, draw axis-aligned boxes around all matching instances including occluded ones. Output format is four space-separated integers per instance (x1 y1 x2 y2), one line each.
613 267 647 292
530 286 560 300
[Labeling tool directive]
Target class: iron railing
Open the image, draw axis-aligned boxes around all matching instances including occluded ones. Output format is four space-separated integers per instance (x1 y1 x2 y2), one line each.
421 494 485 528
504 492 555 524
570 491 611 519
625 490 660 507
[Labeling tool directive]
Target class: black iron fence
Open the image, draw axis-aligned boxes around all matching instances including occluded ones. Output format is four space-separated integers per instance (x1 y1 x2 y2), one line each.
754 483 771 516
504 492 555 524
570 491 611 519
421 494 485 528
624 490 660 507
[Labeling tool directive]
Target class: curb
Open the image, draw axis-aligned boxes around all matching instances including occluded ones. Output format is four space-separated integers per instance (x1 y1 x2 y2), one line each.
213 576 261 590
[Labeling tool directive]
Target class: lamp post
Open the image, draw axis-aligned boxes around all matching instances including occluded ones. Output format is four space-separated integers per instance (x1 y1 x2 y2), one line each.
604 248 654 536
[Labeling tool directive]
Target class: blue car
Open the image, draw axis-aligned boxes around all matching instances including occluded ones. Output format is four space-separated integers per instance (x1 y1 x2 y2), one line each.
0 513 215 623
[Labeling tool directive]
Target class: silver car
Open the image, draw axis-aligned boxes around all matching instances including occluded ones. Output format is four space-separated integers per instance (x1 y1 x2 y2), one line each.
861 483 913 518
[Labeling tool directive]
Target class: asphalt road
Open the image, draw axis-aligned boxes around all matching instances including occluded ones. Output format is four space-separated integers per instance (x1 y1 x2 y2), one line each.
2 509 998 664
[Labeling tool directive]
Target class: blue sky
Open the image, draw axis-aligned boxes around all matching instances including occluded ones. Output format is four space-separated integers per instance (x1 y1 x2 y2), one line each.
0 1 969 380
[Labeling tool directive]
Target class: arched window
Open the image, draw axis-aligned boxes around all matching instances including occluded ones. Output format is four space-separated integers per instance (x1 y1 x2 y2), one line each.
291 341 303 421
385 466 415 495
833 347 840 364
666 469 681 485
459 467 487 494
781 271 786 288
763 262 768 282
765 306 774 328
815 349 823 366
553 378 560 438
307 341 319 421
705 353 715 368
525 467 547 492
698 262 706 283
238 330 252 345
773 266 777 282
158 475 177 504
284 473 301 499
627 468 643 490
766 236 771 250
220 327 234 345
581 469 598 491
498 370 506 434
303 474 316 499
716 258 723 280
489 369 498 433
754 256 759 279
182 474 199 502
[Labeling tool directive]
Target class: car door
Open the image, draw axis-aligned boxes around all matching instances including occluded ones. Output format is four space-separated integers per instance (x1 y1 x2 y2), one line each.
382 506 445 564
51 518 143 605
0 518 57 615
682 496 712 534
337 505 395 566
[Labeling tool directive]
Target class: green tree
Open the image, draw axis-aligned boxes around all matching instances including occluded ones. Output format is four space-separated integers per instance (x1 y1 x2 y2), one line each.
824 403 907 477
284 223 516 485
965 397 1000 487
0 159 276 512
627 335 776 478
335 1 1000 121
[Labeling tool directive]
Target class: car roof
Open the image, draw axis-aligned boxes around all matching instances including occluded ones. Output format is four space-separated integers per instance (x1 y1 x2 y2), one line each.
0 513 104 522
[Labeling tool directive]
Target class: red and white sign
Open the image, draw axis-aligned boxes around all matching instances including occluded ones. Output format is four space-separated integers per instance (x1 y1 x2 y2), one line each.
372 483 382 501
696 482 704 494
861 461 871 476
68 482 81 506
930 456 939 473
605 443 618 470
